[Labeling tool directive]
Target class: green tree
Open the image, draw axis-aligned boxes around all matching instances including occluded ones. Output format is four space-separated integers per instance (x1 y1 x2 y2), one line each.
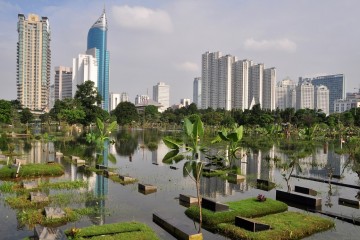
144 105 160 123
113 102 139 126
20 108 34 124
58 108 86 126
0 99 12 124
74 80 103 126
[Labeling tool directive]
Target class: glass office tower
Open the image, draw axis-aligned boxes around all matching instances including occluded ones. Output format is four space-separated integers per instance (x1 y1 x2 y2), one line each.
87 9 110 111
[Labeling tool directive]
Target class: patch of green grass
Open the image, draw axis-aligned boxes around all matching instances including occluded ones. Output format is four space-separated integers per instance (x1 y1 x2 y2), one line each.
0 160 7 165
0 181 16 193
66 221 159 240
202 169 228 177
39 180 88 190
108 175 138 185
185 198 288 226
217 211 334 240
5 194 50 209
0 163 64 179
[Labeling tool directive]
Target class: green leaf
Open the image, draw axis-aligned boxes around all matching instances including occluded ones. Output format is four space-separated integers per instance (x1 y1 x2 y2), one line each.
236 125 243 141
163 137 181 150
218 131 229 141
184 118 193 137
227 132 238 142
193 117 204 139
183 161 192 177
108 121 118 132
97 154 104 164
162 149 179 164
96 117 104 132
108 153 117 164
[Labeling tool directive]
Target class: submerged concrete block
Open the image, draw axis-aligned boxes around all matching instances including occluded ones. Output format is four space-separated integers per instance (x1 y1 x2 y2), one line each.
235 216 271 232
30 192 49 203
138 183 157 195
201 197 229 212
276 190 322 209
44 207 66 219
34 225 67 240
55 152 63 157
179 194 199 204
338 198 360 209
153 213 203 240
76 159 86 165
294 186 317 196
22 181 38 190
256 179 275 191
120 175 136 182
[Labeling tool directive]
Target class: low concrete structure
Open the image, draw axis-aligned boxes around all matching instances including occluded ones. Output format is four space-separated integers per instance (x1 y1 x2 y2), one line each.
71 156 80 161
15 158 27 165
104 170 118 177
30 192 49 203
228 173 245 180
179 194 198 204
120 175 136 182
170 166 178 170
22 181 38 190
276 190 322 209
34 225 67 240
294 186 317 196
95 164 107 170
338 198 360 209
44 207 66 219
235 216 271 232
76 159 86 165
201 197 229 212
138 183 157 195
153 213 203 240
55 152 63 157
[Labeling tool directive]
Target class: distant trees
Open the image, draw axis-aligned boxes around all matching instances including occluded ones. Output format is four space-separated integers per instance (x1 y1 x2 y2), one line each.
113 102 139 126
0 99 12 124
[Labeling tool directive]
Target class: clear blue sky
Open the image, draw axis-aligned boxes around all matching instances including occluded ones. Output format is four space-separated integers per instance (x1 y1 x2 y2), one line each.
1 0 359 103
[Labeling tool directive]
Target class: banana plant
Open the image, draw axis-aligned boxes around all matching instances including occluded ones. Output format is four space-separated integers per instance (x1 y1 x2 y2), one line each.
211 125 243 167
162 115 206 233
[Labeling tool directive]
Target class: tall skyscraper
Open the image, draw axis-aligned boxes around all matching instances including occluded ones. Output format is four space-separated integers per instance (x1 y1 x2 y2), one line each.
72 53 98 96
153 82 170 112
218 55 236 110
249 63 264 107
193 77 201 107
201 51 221 109
315 85 329 115
232 59 251 110
17 14 51 111
87 9 110 111
54 66 72 101
304 74 345 113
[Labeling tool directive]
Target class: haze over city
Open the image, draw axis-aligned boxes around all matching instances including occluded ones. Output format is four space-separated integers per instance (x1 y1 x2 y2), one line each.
0 0 359 104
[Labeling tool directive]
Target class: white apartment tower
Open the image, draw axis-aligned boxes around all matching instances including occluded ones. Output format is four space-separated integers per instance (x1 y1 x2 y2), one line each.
296 82 314 110
135 95 149 105
109 92 121 111
54 66 72 101
249 63 264 107
263 68 276 110
72 53 98 97
153 82 170 112
201 51 221 109
315 85 329 115
218 55 236 110
275 78 296 110
232 60 251 110
17 14 51 111
193 77 201 107
120 92 129 102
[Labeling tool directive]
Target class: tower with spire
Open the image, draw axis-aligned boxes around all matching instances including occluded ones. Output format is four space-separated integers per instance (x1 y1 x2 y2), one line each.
87 8 110 111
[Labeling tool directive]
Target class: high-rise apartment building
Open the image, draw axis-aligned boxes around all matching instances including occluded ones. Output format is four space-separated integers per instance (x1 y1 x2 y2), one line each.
153 82 170 112
263 68 276 110
232 60 251 110
303 74 345 113
17 14 51 111
193 77 201 107
87 9 110 111
109 92 121 111
200 51 275 110
296 82 314 110
120 92 129 102
180 98 191 107
72 54 98 96
275 78 296 110
54 66 72 101
135 95 150 105
315 85 329 115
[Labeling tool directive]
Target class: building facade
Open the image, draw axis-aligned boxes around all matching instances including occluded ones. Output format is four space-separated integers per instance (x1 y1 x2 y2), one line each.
54 66 72 101
193 77 201 107
87 9 110 111
72 54 98 96
120 92 129 102
296 82 314 110
263 67 276 110
309 74 345 113
275 78 296 110
180 98 191 107
109 92 121 111
232 59 251 110
153 82 170 112
17 14 51 111
315 85 330 115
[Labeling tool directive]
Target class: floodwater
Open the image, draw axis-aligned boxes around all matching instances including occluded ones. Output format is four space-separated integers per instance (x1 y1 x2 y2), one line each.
0 129 360 240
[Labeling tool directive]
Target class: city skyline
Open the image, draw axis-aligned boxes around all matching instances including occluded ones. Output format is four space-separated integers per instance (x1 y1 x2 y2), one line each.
1 0 360 105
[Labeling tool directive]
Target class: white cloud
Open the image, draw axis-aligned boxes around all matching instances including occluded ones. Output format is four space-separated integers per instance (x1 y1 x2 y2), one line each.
244 38 297 52
112 5 173 33
175 61 199 72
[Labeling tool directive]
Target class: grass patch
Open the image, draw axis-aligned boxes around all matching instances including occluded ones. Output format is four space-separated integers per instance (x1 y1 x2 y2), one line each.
0 163 64 179
5 194 50 209
39 180 88 190
185 198 288 226
108 175 138 185
66 221 159 240
202 169 228 177
17 207 99 228
217 211 334 240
